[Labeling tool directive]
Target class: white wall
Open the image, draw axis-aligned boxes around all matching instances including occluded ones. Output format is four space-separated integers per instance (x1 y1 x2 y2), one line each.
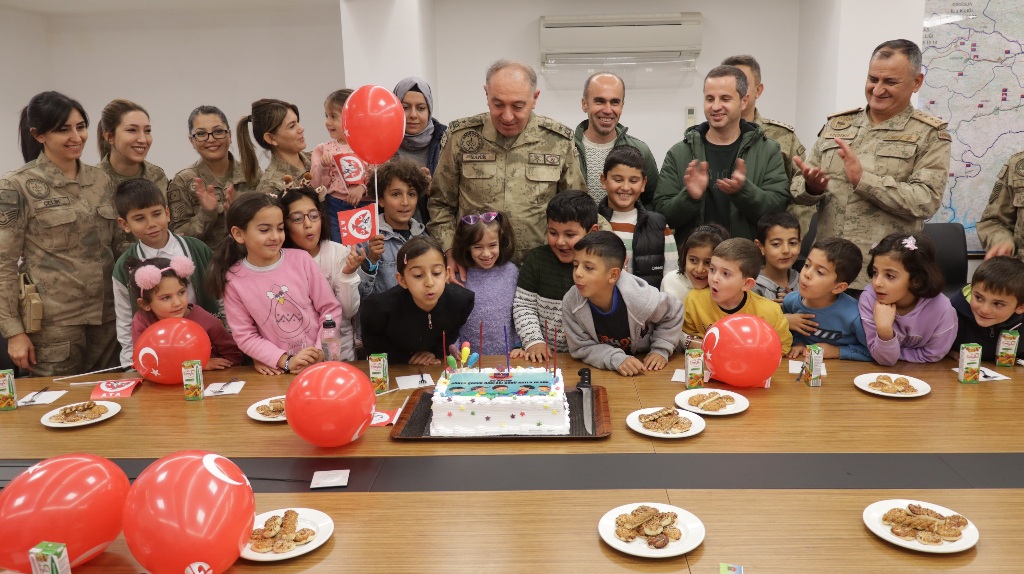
0 8 50 171
341 0 436 91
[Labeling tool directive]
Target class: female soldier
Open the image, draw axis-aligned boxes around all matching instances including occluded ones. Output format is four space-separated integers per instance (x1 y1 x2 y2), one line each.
96 99 168 192
237 98 310 197
167 105 255 250
0 91 120 376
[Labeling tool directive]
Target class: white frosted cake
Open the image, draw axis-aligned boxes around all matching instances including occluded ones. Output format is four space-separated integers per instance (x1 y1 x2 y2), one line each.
429 368 570 436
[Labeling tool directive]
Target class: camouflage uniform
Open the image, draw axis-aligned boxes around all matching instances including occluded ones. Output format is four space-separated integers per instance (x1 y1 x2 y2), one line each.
167 153 256 250
754 109 813 236
98 155 168 255
0 153 120 376
791 105 952 288
256 151 311 197
977 151 1024 258
427 112 587 261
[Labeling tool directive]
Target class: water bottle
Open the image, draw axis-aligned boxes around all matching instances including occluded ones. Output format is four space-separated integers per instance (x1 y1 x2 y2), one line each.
320 315 342 362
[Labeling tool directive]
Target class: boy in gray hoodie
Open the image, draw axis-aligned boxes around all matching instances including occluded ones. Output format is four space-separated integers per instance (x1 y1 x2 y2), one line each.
562 231 684 376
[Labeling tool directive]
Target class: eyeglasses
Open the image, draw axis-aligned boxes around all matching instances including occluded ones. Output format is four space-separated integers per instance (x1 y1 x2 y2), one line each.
191 128 230 142
460 212 499 225
287 210 322 224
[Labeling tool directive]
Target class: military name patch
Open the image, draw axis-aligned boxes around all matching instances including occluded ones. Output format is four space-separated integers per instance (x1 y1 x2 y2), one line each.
25 178 50 200
883 134 920 143
34 196 71 209
462 152 495 162
821 130 854 140
460 131 483 153
529 153 560 165
1016 159 1024 177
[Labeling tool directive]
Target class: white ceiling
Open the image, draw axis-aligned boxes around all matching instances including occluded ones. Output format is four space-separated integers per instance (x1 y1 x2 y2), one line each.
0 0 338 15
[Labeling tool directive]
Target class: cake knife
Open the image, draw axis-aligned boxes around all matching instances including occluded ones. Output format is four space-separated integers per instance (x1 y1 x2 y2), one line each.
577 367 593 435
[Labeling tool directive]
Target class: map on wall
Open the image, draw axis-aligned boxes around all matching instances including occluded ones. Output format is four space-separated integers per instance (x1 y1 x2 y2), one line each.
920 0 1024 253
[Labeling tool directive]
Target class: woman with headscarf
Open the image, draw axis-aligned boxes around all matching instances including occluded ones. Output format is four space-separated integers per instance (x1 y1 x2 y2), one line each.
393 77 447 223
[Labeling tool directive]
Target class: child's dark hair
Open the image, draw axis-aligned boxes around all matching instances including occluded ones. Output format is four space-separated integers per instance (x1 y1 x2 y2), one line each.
371 157 430 200
755 211 801 244
546 190 598 231
972 256 1024 304
867 233 944 299
573 230 627 269
280 186 330 248
396 235 446 275
679 224 729 272
451 212 515 269
208 192 284 297
325 89 354 110
114 179 166 219
126 256 189 305
602 145 645 175
19 91 89 163
713 238 763 280
811 237 863 285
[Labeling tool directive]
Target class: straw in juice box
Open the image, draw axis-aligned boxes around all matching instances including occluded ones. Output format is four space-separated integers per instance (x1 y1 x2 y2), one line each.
798 344 823 387
0 369 15 411
958 343 981 384
996 330 1019 367
182 359 204 400
369 353 389 394
685 349 704 389
29 541 71 574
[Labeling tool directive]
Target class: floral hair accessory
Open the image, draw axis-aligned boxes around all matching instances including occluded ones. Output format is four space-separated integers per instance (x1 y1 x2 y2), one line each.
902 236 918 251
134 257 196 292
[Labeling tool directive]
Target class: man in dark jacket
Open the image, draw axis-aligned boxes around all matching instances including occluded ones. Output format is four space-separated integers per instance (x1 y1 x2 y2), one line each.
653 65 789 245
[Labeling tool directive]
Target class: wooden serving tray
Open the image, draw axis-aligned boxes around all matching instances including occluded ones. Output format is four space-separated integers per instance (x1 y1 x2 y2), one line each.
390 384 611 439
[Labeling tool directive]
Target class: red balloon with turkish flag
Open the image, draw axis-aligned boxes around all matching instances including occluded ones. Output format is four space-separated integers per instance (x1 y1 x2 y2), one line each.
122 450 255 574
0 453 129 572
286 361 377 447
133 318 212 384
342 85 406 164
702 314 782 387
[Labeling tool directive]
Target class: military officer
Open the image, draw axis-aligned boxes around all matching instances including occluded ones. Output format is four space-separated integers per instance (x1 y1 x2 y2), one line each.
977 152 1024 259
792 39 952 290
0 92 120 376
428 59 586 279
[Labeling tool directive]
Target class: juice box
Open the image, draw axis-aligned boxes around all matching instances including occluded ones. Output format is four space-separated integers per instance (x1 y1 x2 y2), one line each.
182 360 204 400
0 369 15 411
797 344 823 387
369 353 389 394
29 541 71 574
685 349 704 389
996 329 1019 367
958 343 982 384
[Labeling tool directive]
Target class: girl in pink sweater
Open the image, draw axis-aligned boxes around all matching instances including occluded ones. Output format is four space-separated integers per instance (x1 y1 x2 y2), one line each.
209 193 342 375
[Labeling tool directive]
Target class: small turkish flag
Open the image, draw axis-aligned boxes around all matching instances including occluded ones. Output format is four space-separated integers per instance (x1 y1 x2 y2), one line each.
90 378 142 399
337 204 377 245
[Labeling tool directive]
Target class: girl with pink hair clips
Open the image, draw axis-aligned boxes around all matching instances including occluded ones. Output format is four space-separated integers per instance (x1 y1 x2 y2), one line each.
128 256 242 369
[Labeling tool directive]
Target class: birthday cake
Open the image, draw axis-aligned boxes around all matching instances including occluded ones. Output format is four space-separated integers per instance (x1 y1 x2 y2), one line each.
429 368 570 436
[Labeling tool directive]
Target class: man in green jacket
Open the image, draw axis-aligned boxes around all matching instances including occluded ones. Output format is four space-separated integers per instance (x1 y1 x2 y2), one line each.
653 65 789 245
573 72 659 206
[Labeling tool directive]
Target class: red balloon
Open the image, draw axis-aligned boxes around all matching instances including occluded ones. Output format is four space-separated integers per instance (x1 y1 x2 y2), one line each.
702 314 782 387
342 85 406 164
0 454 129 572
123 451 254 574
133 318 212 384
287 361 377 447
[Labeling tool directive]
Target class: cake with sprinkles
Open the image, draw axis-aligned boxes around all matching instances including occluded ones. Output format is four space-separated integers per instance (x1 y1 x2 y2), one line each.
429 368 569 436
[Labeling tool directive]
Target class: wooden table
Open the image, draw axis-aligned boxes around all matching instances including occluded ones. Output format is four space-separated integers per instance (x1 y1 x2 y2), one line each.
6 488 1019 574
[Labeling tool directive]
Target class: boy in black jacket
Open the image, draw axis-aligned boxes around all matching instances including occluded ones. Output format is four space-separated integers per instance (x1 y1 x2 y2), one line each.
950 256 1024 361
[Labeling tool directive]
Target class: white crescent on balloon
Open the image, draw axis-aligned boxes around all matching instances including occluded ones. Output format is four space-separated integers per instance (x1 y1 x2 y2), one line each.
202 453 246 486
703 326 720 374
136 347 159 373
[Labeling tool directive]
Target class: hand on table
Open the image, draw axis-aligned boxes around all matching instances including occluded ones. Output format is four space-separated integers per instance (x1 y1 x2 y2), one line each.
523 342 549 363
616 356 646 376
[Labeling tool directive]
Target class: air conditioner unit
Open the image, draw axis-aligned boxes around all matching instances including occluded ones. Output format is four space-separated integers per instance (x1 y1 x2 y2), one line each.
539 13 702 70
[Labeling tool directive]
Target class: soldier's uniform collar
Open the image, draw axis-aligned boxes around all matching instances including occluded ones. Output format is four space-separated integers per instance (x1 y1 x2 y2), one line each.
865 104 914 130
482 113 540 149
197 152 244 185
35 152 92 187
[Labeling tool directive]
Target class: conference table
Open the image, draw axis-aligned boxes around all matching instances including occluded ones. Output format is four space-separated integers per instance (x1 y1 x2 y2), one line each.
3 355 1023 573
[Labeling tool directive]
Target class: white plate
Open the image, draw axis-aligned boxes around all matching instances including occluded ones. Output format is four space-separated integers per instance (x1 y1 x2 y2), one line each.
626 408 705 439
674 389 749 416
854 373 931 398
241 507 334 561
598 502 705 558
247 395 287 422
863 499 979 553
40 401 121 428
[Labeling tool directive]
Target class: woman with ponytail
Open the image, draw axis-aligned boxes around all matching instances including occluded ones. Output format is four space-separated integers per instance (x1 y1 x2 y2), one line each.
236 99 310 197
96 99 168 192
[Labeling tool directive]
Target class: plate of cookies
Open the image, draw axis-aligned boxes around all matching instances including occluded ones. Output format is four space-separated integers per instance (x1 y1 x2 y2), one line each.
40 401 121 428
854 373 931 398
247 395 286 422
598 502 705 558
626 407 705 438
863 499 979 553
674 388 749 416
241 507 334 561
